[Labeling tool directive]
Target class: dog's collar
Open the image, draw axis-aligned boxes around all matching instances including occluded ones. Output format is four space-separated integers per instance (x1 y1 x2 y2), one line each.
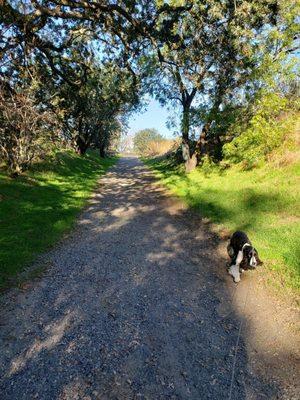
242 243 251 251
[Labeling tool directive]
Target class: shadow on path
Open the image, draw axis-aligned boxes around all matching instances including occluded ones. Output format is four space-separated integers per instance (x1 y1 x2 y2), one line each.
0 157 293 400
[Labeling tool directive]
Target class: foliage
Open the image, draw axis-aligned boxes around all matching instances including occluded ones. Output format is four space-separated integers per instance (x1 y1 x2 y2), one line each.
143 1 291 153
54 63 140 156
199 155 219 176
145 156 300 291
0 85 59 175
0 1 142 168
1 1 298 172
223 94 300 167
0 151 117 289
195 0 300 167
133 129 164 154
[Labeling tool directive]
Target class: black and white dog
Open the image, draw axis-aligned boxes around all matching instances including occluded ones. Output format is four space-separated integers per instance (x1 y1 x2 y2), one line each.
227 231 263 282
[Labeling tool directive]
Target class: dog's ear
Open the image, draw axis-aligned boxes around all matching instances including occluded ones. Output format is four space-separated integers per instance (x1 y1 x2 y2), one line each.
240 258 247 269
243 246 251 258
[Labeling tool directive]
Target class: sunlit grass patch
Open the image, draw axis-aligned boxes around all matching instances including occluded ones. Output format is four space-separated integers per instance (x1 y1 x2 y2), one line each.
145 157 300 291
0 151 117 289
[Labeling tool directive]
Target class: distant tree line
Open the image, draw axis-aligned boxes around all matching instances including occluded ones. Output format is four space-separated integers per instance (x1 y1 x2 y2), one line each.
0 1 299 174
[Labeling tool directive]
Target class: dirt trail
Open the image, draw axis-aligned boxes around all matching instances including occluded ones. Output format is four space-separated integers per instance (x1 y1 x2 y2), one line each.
0 156 299 400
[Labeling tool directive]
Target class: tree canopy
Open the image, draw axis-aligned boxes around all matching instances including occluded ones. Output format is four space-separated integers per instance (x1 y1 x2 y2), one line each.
0 0 299 173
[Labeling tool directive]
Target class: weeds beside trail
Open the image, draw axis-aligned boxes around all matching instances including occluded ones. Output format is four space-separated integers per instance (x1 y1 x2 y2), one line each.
144 157 300 292
0 151 117 289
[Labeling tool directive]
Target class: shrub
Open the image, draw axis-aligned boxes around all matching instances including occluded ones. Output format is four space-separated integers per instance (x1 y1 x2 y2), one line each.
0 87 58 175
223 93 298 168
199 155 219 175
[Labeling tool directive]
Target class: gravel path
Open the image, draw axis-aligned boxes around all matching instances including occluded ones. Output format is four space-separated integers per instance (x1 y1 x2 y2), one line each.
0 156 299 400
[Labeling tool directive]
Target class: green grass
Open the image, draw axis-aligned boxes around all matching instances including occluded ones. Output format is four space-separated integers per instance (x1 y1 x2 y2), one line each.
145 157 300 291
0 150 117 288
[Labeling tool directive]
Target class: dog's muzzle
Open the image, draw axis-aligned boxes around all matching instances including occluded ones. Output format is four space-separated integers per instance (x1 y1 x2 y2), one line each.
250 257 257 267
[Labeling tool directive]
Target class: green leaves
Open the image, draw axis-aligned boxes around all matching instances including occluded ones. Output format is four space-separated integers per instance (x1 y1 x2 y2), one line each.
223 92 298 167
1 0 298 166
133 129 164 154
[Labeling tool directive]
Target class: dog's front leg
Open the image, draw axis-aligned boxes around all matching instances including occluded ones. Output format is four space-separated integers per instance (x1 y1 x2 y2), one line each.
235 250 243 265
228 250 243 282
228 264 241 282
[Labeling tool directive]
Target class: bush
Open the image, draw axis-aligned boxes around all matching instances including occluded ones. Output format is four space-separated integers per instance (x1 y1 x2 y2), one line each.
199 155 219 175
0 87 59 175
223 93 298 168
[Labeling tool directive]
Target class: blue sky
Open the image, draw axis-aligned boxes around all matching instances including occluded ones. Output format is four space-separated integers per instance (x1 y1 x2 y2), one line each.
127 98 179 139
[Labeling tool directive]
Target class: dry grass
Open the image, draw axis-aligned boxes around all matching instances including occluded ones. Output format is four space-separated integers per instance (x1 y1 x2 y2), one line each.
144 139 177 157
268 115 300 167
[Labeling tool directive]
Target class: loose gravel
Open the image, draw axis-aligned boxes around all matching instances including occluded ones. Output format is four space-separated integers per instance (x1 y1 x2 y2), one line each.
0 156 298 400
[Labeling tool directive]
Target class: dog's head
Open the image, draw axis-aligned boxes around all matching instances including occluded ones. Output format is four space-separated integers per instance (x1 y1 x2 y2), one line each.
241 246 263 269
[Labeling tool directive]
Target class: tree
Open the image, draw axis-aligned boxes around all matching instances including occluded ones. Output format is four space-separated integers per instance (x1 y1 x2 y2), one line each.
196 0 300 164
0 0 143 165
0 84 59 175
143 0 285 168
133 129 164 154
1 0 298 174
52 61 140 156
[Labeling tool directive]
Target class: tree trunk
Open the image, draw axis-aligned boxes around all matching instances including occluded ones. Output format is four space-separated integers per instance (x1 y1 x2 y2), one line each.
7 135 22 176
181 106 190 143
180 88 197 171
75 115 89 155
99 142 106 158
185 153 197 172
75 135 88 155
181 105 192 172
8 156 22 177
195 122 211 161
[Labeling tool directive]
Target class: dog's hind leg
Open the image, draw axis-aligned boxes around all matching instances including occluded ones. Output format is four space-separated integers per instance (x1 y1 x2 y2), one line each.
228 264 241 283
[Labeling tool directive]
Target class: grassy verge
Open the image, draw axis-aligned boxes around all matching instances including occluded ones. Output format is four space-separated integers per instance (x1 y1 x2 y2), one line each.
144 157 300 291
0 150 117 289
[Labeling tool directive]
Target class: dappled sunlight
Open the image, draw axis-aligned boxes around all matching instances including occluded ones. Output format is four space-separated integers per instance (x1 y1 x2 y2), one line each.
100 216 133 233
58 378 91 400
54 291 71 308
111 205 137 217
148 157 300 286
146 250 177 264
0 152 116 286
8 311 77 377
0 156 298 399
